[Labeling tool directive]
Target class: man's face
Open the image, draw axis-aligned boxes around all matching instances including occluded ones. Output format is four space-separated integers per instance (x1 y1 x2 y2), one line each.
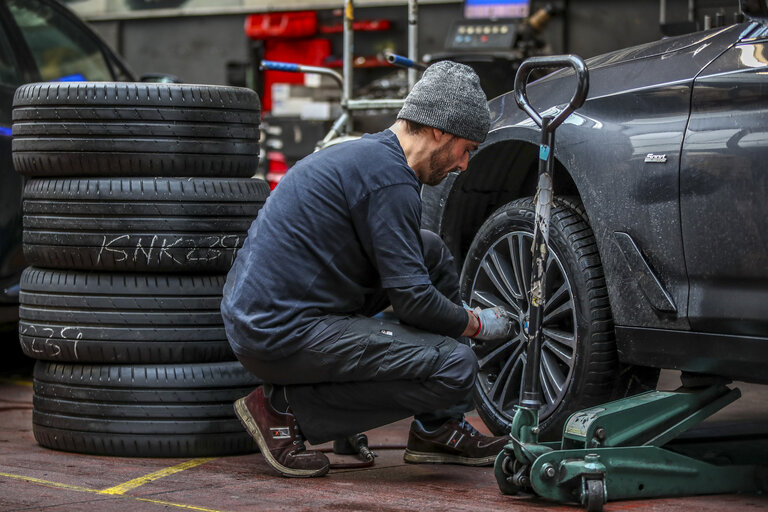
422 134 479 186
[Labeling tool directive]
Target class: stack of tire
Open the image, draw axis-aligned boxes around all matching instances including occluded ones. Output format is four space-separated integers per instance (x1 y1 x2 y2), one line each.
12 82 269 457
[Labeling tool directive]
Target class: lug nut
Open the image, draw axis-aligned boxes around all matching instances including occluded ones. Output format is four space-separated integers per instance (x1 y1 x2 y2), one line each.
541 463 556 479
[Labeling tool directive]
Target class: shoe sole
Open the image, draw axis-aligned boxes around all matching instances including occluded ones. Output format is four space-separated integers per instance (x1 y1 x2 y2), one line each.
234 398 329 478
403 449 497 467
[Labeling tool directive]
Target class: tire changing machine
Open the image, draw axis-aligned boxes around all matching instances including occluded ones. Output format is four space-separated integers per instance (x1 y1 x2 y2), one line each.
495 54 768 511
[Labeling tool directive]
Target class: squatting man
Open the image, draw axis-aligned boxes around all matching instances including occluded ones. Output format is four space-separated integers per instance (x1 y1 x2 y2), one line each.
222 61 513 478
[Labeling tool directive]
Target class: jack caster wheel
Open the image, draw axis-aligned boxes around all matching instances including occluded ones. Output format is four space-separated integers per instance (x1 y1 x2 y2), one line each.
495 451 532 495
584 479 605 512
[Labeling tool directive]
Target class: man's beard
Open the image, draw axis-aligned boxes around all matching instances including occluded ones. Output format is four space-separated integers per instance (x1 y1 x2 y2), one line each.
423 138 458 186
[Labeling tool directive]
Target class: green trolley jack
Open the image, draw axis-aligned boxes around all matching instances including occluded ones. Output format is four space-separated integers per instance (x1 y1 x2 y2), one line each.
495 55 768 511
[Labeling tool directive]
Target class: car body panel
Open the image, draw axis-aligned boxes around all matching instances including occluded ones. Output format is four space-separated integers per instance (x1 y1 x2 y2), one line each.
422 21 768 383
460 24 749 331
681 34 768 336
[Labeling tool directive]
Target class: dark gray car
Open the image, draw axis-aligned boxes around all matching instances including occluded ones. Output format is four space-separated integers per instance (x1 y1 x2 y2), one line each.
0 0 133 325
422 3 768 437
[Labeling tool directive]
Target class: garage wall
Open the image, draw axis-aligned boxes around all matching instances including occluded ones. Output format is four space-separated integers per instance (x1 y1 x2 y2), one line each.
91 15 250 84
88 0 742 86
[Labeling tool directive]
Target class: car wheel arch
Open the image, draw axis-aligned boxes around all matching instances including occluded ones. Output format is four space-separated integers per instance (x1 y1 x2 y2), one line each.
437 137 583 269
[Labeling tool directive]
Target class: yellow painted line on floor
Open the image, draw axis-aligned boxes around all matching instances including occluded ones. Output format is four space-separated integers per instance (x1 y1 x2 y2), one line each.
130 496 227 512
0 471 95 493
0 470 226 512
0 378 33 387
99 457 216 495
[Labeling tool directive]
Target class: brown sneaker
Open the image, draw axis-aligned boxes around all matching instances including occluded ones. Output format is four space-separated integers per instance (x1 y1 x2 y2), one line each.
234 387 329 478
403 418 508 466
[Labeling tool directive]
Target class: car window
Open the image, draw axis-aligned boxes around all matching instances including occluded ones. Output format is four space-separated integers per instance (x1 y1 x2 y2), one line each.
8 0 113 81
0 22 20 87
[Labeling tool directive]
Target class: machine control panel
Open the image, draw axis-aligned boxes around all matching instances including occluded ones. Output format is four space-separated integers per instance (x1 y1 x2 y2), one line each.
445 20 518 51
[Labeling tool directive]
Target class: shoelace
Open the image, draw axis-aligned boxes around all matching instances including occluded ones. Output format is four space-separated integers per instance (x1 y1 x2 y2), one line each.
457 418 480 437
291 415 308 452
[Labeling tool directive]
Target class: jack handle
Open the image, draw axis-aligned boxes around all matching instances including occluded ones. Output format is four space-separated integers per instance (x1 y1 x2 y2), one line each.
513 55 589 133
260 60 344 89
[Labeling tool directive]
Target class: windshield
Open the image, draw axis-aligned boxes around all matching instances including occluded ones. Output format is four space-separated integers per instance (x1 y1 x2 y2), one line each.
9 0 114 81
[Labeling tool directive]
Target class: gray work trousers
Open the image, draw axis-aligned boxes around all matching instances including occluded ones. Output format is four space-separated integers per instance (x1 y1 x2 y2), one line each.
234 230 478 445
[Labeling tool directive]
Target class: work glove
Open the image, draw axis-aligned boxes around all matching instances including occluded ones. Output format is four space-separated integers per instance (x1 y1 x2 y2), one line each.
464 303 513 341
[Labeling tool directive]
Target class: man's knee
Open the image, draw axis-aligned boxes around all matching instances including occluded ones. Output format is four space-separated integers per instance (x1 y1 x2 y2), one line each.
420 229 454 269
430 343 478 399
420 229 461 303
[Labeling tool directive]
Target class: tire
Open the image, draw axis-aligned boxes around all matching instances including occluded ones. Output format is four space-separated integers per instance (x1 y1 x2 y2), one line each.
12 82 260 177
461 197 619 439
32 361 260 457
18 267 233 364
22 177 269 272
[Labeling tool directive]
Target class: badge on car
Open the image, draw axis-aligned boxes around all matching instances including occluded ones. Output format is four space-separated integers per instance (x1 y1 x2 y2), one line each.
644 153 667 163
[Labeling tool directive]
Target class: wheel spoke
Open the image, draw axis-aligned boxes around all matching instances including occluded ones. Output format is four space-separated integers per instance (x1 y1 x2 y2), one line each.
543 298 574 324
489 355 515 405
479 250 519 307
539 358 557 405
540 350 566 400
491 244 524 301
473 289 523 316
542 327 576 349
517 351 528 402
545 251 556 275
542 339 573 366
509 234 530 301
490 342 525 409
478 333 525 369
545 283 569 314
472 289 505 308
505 235 525 299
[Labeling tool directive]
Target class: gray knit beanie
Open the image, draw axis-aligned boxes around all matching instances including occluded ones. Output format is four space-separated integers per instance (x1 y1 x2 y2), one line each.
397 61 490 143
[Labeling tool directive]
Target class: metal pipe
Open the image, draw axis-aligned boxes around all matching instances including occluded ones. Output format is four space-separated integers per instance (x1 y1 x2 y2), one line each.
260 61 343 88
407 0 419 89
660 0 667 25
520 116 555 411
343 0 354 132
385 53 426 71
318 112 350 149
347 98 405 110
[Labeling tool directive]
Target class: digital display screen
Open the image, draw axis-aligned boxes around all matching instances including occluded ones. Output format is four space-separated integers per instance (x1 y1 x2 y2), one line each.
464 0 530 19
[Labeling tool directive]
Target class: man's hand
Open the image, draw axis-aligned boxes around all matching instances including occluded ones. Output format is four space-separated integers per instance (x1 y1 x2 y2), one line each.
462 304 513 340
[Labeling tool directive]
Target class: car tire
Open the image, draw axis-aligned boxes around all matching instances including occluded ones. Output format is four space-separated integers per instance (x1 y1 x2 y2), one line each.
32 361 260 457
11 82 260 178
460 197 620 439
18 267 233 364
22 177 268 272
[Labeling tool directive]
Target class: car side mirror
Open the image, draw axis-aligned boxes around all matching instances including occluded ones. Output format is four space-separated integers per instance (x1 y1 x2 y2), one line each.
740 0 768 20
140 73 180 83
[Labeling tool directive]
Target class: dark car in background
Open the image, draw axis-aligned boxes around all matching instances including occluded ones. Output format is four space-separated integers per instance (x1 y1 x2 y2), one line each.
422 2 768 437
0 0 134 325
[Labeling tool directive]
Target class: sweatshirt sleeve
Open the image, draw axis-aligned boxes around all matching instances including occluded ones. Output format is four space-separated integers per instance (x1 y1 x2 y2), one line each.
387 284 468 338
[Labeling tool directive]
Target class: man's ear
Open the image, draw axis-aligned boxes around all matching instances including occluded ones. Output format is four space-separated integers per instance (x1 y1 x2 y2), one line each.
430 127 447 143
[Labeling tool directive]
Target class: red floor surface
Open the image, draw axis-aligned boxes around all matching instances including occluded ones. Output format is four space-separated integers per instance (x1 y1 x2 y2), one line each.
2 377 768 512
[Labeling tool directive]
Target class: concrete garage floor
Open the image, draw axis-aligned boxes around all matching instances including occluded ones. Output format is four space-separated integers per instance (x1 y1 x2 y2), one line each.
1 370 768 512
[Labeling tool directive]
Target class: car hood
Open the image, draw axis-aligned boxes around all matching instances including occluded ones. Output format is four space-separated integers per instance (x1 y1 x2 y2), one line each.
486 22 756 137
585 23 754 70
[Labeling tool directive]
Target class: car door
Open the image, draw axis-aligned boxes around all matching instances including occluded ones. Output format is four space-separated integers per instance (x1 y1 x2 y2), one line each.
680 23 768 337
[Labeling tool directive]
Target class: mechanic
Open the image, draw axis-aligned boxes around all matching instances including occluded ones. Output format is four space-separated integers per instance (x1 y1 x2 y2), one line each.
221 61 512 478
